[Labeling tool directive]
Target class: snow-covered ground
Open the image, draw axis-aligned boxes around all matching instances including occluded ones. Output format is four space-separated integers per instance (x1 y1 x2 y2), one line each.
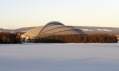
0 43 119 71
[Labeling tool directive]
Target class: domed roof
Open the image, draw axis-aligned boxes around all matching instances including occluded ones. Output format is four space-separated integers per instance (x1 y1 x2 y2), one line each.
46 21 64 26
39 26 85 36
22 21 85 38
39 21 64 34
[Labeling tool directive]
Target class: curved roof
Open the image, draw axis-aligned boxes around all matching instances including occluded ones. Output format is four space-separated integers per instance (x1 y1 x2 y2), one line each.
46 21 64 26
39 21 64 34
40 26 84 36
22 21 85 38
23 26 43 38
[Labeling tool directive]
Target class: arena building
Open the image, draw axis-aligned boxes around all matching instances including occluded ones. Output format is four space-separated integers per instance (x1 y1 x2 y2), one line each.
21 21 85 39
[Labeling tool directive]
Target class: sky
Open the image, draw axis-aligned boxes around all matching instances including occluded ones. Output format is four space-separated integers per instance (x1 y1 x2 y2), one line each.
0 0 119 29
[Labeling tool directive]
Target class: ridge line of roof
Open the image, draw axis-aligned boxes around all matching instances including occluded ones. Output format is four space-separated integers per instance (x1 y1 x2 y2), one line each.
38 21 64 36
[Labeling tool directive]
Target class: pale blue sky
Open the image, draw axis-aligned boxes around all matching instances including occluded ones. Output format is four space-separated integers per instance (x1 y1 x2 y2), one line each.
0 0 119 29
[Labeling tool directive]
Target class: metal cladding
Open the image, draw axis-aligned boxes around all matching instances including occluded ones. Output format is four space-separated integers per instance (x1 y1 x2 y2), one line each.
22 21 85 38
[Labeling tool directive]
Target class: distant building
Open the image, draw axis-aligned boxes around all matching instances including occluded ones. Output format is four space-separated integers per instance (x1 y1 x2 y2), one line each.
21 21 85 40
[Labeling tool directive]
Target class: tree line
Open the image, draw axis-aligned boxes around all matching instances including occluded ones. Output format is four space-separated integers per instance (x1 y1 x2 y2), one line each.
33 34 118 43
0 32 21 44
0 32 118 43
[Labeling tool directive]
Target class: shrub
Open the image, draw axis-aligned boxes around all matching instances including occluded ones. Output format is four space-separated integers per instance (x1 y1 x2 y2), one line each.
0 32 22 44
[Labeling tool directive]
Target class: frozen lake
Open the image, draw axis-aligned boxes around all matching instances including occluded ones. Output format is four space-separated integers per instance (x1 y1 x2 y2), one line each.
0 43 119 71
